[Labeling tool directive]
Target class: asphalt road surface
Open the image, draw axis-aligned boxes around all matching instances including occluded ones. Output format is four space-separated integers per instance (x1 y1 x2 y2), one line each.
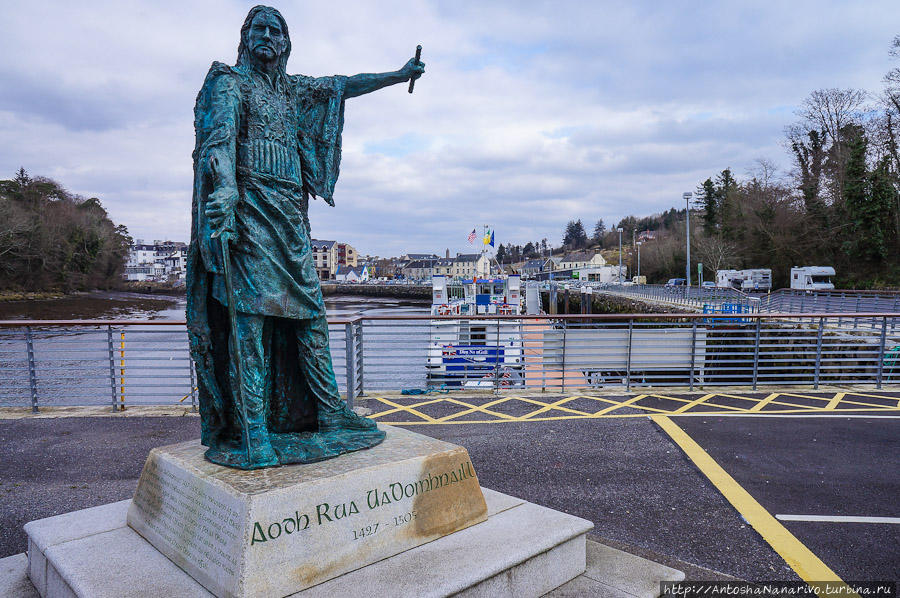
0 410 897 582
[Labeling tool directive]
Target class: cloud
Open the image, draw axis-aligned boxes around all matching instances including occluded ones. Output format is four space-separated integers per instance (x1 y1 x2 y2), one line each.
0 0 897 256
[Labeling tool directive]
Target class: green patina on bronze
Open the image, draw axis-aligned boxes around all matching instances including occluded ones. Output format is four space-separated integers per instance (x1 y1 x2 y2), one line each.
186 6 424 470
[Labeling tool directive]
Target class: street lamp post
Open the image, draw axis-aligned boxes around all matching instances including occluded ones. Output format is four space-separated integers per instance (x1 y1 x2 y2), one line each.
636 241 642 279
683 192 692 287
617 227 623 283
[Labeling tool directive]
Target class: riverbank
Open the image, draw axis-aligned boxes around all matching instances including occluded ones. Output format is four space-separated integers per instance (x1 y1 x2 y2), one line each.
0 291 66 302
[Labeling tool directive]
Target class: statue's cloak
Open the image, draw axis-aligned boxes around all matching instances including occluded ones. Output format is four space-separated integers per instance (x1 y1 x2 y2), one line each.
186 62 347 454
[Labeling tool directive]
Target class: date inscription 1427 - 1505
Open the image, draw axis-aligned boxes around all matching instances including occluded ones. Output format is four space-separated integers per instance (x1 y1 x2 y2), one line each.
352 511 417 541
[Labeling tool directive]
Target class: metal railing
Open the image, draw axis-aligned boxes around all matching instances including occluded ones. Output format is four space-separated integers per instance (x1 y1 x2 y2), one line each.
597 283 760 310
759 289 900 316
1 313 898 410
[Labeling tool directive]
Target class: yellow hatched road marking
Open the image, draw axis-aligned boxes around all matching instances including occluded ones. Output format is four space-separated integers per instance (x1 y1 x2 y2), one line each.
434 397 519 422
749 393 780 412
371 397 440 423
651 415 858 593
370 405 900 425
824 393 845 410
589 394 647 417
367 391 900 425
519 396 594 419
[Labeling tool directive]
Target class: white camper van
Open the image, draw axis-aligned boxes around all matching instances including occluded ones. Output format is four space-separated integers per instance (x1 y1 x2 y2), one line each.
740 269 772 292
790 266 835 291
716 270 742 289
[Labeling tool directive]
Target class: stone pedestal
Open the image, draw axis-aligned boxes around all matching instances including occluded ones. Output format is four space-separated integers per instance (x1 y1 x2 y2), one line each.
126 427 488 597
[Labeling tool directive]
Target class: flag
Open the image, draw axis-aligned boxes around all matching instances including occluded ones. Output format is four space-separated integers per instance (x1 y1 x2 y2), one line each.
467 228 476 244
483 229 491 245
489 230 495 247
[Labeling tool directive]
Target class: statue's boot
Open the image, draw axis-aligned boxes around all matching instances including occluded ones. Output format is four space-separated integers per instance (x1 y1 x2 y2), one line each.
317 402 379 433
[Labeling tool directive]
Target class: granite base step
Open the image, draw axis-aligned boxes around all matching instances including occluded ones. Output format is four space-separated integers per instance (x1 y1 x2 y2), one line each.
21 488 592 598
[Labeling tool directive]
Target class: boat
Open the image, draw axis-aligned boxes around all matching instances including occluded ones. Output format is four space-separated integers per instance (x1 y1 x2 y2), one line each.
426 274 525 387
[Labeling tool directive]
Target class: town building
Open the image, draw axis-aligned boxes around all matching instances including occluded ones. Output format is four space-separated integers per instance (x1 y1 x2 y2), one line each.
335 264 370 283
559 251 606 270
310 239 358 280
123 240 188 283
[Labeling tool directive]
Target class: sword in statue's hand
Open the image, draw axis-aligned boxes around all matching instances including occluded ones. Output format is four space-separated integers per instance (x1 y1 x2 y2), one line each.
408 45 422 94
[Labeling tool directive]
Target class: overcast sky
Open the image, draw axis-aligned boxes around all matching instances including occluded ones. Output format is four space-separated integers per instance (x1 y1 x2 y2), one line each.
1 1 897 257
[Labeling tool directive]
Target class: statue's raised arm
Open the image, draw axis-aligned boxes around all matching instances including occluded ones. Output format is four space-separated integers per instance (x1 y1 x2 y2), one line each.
343 56 425 98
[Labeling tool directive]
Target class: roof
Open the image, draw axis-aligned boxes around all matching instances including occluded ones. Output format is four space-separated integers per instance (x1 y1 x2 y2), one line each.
336 265 367 276
405 253 439 260
310 239 336 250
454 253 482 262
403 260 432 269
561 251 597 263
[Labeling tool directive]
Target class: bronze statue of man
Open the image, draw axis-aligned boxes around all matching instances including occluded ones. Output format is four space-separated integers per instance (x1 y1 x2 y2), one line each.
186 5 424 469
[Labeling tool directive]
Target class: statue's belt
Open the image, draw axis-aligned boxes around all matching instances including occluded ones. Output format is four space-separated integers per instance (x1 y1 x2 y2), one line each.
238 139 302 184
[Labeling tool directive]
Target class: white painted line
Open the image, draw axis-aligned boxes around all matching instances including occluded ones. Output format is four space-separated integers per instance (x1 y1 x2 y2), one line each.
776 514 900 524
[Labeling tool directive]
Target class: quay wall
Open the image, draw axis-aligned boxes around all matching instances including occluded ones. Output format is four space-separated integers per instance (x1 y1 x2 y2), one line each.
320 283 431 299
542 290 686 315
318 284 681 313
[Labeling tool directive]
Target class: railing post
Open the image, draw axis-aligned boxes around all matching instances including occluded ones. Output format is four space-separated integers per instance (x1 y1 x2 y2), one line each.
344 322 356 409
24 326 38 413
560 320 567 391
813 317 824 389
119 330 126 411
752 317 761 390
493 319 502 393
355 320 366 397
876 316 887 389
689 320 697 391
189 360 197 412
106 325 119 412
625 318 633 391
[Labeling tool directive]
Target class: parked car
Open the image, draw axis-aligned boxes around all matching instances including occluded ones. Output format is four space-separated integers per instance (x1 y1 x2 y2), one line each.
701 281 716 288
665 278 686 286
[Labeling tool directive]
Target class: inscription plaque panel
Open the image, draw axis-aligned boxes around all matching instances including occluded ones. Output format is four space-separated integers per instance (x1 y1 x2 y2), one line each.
127 427 488 598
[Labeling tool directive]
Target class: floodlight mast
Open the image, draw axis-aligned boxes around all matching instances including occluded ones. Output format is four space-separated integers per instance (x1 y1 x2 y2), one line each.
683 192 692 287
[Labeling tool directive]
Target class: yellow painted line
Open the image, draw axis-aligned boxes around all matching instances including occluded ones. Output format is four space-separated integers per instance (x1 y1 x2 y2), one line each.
673 393 715 414
651 414 857 593
375 405 900 426
516 396 594 419
749 392 780 412
368 397 445 419
645 394 695 405
825 392 845 410
369 397 439 423
433 397 519 422
589 394 647 417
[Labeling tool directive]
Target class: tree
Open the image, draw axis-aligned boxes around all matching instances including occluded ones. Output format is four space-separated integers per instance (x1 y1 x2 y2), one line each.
496 243 507 264
0 171 130 291
697 178 717 235
693 234 737 277
522 241 536 259
562 219 588 248
715 169 739 236
797 88 867 205
592 219 606 242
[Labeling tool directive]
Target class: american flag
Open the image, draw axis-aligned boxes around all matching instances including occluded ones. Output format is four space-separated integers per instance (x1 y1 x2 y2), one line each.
466 228 476 244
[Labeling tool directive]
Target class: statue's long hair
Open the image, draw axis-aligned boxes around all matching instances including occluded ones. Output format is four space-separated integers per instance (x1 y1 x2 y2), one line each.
236 5 292 74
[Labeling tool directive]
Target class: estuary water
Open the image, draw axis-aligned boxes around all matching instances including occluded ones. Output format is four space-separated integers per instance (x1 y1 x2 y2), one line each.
0 291 429 321
0 292 431 407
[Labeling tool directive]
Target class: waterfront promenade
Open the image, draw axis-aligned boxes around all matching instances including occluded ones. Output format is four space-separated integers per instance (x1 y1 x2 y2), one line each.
2 388 898 584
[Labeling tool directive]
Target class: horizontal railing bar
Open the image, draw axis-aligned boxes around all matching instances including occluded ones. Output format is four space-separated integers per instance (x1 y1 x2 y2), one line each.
1 312 899 327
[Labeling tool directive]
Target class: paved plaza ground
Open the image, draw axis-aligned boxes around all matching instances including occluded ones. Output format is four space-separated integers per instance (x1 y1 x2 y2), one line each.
0 390 898 583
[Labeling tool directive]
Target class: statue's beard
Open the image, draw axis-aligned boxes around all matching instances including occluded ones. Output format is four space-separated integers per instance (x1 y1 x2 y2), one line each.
252 44 278 64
